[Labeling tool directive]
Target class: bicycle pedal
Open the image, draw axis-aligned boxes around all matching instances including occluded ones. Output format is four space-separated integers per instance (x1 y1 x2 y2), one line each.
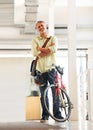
71 103 74 109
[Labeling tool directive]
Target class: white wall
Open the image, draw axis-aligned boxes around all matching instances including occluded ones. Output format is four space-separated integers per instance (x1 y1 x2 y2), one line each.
14 0 25 24
0 57 32 122
38 6 93 25
14 1 93 26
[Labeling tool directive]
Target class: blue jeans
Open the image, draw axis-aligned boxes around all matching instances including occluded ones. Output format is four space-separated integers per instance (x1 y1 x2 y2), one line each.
39 69 61 119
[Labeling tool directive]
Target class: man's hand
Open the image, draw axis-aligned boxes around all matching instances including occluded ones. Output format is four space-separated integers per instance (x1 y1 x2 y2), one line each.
40 48 50 54
39 52 48 57
37 46 50 56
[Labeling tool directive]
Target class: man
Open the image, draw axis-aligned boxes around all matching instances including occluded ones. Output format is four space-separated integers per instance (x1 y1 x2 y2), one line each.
31 21 63 122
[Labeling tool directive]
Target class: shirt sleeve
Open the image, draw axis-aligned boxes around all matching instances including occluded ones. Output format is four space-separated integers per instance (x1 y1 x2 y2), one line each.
31 37 41 57
48 36 58 53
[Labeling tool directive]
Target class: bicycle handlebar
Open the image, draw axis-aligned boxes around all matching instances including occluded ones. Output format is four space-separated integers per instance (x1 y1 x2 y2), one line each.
52 64 64 75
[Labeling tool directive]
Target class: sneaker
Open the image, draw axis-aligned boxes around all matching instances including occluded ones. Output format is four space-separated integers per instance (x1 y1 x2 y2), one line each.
55 115 64 119
40 117 49 123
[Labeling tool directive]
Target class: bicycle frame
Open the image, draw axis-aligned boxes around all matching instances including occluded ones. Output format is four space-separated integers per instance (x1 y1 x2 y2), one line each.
55 71 66 95
44 65 73 122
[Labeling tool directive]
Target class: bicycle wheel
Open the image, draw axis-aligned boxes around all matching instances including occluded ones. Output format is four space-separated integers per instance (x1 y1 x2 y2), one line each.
44 84 71 122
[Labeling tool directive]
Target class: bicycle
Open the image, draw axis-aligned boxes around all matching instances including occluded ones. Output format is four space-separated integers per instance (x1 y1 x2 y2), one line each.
44 64 73 122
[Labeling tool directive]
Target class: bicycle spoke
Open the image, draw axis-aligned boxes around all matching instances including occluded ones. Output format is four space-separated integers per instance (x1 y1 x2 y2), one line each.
44 85 72 122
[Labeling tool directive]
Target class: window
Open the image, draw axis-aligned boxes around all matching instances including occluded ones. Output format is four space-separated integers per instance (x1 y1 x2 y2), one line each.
56 49 88 120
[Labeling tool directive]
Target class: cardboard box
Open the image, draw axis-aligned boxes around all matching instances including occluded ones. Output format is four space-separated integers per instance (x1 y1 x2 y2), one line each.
26 96 41 120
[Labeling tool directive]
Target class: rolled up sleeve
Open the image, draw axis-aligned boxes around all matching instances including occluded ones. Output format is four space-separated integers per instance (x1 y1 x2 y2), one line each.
48 36 58 53
31 38 41 57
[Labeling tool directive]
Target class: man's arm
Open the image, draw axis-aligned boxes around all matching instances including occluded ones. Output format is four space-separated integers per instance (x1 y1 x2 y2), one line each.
38 48 50 57
37 47 50 53
37 42 55 57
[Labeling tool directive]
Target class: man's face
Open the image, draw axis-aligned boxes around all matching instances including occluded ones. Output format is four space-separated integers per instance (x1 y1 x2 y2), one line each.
36 22 47 34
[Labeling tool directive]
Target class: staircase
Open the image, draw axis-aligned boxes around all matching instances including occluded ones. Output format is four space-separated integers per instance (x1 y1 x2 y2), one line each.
0 0 14 26
0 0 39 57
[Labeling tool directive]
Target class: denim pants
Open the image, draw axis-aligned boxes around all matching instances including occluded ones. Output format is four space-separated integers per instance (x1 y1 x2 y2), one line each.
39 69 61 119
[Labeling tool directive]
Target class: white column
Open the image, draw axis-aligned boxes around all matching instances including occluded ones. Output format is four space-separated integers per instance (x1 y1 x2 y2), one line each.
24 0 39 34
48 0 55 35
68 0 78 120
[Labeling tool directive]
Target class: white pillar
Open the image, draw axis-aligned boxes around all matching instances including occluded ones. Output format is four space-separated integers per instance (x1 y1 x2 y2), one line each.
48 0 55 35
24 0 39 34
14 0 25 24
68 0 78 120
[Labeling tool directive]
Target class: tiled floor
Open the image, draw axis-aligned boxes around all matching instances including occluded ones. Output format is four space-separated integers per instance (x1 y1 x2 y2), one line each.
46 120 93 130
0 120 93 130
